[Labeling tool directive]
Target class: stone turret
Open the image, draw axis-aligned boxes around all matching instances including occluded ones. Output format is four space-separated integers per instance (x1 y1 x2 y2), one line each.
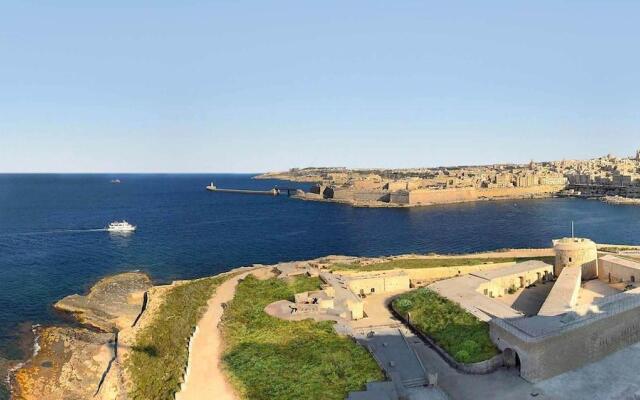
553 237 598 279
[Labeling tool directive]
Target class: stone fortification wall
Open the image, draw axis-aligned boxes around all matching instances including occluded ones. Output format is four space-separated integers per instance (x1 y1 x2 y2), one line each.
537 266 581 316
475 264 552 299
599 255 640 283
403 262 517 286
490 291 640 382
389 191 410 204
344 271 410 295
404 185 563 205
330 188 389 202
407 188 476 205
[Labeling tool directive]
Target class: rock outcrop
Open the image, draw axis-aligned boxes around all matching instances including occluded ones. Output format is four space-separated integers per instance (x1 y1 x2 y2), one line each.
54 272 152 332
11 272 152 400
13 327 115 400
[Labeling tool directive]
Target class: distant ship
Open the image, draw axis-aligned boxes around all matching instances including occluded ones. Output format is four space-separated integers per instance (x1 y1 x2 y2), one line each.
106 220 136 232
110 179 121 184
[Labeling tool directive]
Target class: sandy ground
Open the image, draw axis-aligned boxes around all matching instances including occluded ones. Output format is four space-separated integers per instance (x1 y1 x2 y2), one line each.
174 273 247 400
577 279 621 307
175 268 273 400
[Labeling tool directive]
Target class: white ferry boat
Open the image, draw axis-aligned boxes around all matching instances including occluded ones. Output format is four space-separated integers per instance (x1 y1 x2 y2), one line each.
106 220 136 232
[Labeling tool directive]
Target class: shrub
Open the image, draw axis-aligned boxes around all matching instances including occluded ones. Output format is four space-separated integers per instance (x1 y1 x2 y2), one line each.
394 298 413 312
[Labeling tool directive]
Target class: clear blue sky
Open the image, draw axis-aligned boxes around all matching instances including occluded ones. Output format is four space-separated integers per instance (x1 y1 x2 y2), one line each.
1 1 639 173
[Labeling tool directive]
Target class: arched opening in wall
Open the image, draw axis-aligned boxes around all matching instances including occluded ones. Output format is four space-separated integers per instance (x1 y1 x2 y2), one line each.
504 348 521 372
632 276 636 283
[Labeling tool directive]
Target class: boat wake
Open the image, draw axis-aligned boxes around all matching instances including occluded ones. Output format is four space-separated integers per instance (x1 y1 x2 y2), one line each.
0 228 108 238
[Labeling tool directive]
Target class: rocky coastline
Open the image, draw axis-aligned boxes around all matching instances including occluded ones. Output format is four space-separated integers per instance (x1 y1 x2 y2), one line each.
601 195 640 206
8 266 261 400
10 272 156 400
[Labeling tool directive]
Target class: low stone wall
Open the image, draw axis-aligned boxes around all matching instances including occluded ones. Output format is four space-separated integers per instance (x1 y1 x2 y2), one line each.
176 325 199 398
335 262 517 285
389 304 504 374
403 262 516 286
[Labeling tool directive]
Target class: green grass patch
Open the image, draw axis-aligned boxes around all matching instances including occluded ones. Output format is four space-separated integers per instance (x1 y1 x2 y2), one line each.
221 275 383 400
392 288 498 364
333 256 555 272
126 274 232 400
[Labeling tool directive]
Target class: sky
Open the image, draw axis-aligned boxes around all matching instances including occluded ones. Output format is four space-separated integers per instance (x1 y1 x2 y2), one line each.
1 1 639 173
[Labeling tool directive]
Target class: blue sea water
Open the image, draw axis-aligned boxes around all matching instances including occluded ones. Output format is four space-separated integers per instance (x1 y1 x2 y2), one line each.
1 174 640 363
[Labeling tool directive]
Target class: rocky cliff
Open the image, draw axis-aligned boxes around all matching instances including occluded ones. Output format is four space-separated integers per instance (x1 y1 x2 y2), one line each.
11 272 153 400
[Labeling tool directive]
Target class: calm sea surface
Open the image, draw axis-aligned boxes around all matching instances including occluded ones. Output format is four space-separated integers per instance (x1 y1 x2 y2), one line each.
1 174 640 362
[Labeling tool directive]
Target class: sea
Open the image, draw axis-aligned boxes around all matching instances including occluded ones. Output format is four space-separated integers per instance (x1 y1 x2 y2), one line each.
1 174 640 376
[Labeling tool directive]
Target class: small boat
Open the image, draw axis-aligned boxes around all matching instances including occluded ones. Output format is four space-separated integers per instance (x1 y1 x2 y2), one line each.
110 179 121 184
106 220 136 232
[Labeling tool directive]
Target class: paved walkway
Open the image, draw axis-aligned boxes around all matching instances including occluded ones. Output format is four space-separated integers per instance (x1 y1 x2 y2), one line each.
175 272 250 400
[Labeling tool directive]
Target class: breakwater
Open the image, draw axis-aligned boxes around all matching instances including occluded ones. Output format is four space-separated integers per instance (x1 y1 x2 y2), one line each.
206 183 300 196
206 185 278 195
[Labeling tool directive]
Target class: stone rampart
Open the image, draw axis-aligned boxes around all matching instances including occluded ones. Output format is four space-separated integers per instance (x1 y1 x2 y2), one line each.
490 290 640 382
405 185 564 205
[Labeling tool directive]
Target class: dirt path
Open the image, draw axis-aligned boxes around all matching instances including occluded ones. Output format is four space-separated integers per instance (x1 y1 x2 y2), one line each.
174 272 249 400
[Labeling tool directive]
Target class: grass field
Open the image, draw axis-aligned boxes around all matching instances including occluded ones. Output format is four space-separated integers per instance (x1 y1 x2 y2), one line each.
333 256 555 272
392 288 499 364
220 274 383 400
126 274 231 400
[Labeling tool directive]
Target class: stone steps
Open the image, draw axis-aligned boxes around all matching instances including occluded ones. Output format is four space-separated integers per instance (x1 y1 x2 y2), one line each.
402 376 428 388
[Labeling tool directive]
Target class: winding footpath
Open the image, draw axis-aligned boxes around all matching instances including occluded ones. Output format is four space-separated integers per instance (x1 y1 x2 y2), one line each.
175 272 250 400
